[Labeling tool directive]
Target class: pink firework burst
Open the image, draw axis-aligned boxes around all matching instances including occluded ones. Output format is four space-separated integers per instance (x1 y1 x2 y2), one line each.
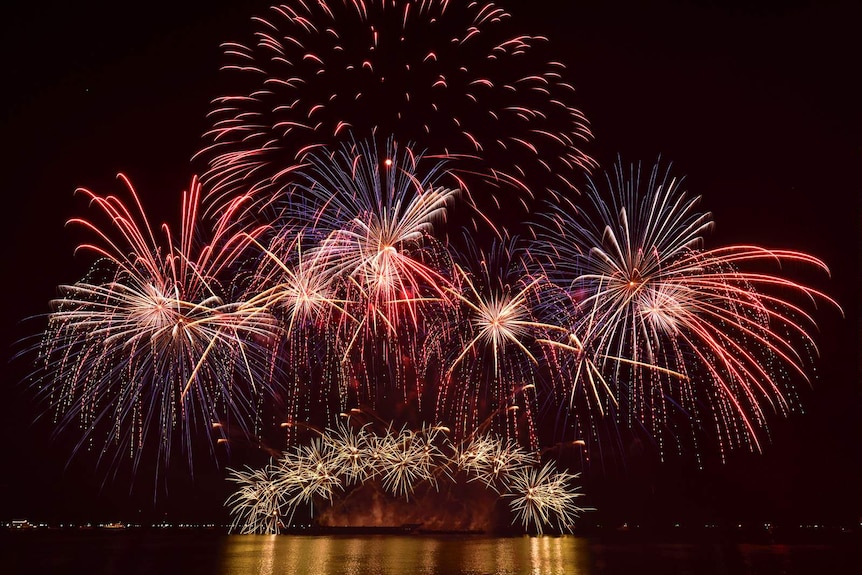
534 162 842 458
37 175 281 477
197 0 594 227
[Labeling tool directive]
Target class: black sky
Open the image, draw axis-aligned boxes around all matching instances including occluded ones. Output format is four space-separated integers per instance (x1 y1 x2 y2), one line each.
0 0 859 526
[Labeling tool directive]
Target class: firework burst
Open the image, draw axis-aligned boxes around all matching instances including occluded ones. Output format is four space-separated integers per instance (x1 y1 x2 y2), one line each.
226 464 284 534
425 239 565 446
35 175 280 477
226 425 586 534
452 433 537 492
534 162 841 456
322 422 375 484
197 0 593 224
283 437 344 515
505 461 586 534
377 424 446 499
292 137 457 333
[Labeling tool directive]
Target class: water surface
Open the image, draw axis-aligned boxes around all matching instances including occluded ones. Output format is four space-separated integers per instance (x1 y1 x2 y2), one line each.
1 531 858 574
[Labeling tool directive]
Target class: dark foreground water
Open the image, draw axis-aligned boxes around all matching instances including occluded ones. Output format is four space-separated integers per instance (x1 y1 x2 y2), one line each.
1 531 859 574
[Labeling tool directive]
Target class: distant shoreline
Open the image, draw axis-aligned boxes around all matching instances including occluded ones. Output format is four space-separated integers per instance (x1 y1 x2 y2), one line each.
2 521 860 545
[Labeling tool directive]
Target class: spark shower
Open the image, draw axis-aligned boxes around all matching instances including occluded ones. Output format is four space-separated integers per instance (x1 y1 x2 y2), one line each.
22 0 838 534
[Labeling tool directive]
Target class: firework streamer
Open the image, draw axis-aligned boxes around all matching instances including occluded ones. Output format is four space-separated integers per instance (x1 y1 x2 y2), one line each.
533 161 840 459
505 461 586 534
34 175 281 481
424 238 565 448
226 425 586 534
197 0 594 230
283 137 459 413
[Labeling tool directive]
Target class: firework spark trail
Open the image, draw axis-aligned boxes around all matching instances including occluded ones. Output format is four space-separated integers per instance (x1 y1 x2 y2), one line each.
242 232 355 439
452 433 537 492
36 175 281 478
264 137 461 412
293 137 457 333
226 465 284 534
425 239 566 447
533 161 841 457
226 425 585 534
197 0 593 226
505 461 586 535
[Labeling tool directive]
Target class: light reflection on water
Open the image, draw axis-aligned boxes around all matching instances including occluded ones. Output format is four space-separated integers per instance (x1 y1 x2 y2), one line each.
1 531 858 574
219 535 592 575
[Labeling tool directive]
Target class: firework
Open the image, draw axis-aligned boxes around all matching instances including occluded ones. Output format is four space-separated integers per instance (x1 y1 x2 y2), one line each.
35 175 280 477
452 433 537 492
505 461 586 534
24 0 841 506
259 137 461 413
226 425 585 534
322 422 374 484
292 137 457 334
243 232 353 438
197 0 593 224
245 232 347 332
425 239 565 447
282 438 343 516
221 132 461 433
377 424 449 498
226 464 284 534
534 162 840 456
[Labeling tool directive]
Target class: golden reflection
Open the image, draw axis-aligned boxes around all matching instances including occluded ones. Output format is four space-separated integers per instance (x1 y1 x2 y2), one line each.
218 534 279 575
219 534 592 575
342 538 365 575
259 535 275 575
461 537 517 573
418 537 442 573
528 536 591 575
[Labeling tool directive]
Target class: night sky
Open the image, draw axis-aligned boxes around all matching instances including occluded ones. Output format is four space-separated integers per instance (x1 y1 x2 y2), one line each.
0 0 859 527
